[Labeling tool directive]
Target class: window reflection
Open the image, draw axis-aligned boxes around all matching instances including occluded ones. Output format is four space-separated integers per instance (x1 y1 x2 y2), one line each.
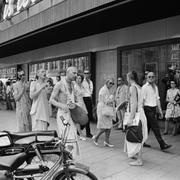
29 54 90 80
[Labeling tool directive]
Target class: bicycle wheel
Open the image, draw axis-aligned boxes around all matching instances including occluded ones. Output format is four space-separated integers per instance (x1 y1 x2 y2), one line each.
54 168 98 180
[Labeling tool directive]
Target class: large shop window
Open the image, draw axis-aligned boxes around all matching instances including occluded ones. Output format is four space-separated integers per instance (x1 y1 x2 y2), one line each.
120 42 180 109
29 53 91 80
0 67 17 79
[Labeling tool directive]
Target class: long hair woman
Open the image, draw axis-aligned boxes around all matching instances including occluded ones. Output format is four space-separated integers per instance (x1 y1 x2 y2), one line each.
124 71 148 166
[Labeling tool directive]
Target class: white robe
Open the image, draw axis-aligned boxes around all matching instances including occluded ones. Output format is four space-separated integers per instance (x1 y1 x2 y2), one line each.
124 83 148 158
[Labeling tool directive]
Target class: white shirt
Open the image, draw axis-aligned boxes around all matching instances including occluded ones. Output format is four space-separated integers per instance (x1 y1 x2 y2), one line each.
82 78 93 97
141 82 160 107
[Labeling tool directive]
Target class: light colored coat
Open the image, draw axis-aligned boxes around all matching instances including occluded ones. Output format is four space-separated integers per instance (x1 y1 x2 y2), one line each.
97 85 115 129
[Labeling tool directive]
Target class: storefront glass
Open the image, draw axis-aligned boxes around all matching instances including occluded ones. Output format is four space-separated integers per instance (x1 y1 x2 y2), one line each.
121 42 180 109
0 67 16 79
29 53 91 80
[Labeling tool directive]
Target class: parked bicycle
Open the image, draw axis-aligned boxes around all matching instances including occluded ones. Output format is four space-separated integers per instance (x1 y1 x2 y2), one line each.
0 123 98 180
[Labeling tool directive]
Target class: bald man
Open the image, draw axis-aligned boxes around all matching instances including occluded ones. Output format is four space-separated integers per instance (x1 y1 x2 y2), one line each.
50 66 80 156
141 72 172 151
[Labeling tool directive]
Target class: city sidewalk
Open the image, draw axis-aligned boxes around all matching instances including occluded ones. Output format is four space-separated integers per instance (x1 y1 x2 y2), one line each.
1 110 180 180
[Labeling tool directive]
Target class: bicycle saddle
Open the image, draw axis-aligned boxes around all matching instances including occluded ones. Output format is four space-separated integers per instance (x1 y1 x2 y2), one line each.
7 130 58 143
0 152 26 171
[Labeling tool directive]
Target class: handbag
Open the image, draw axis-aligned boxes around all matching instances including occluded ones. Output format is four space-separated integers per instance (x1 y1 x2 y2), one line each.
125 85 143 143
174 93 180 104
102 106 115 117
126 120 143 143
69 104 88 126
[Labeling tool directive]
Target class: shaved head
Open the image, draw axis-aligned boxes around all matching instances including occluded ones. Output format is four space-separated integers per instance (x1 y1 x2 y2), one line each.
37 68 46 80
147 72 155 77
66 66 77 74
66 66 77 81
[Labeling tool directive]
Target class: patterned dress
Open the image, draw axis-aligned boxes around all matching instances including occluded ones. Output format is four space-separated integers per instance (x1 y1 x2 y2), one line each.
13 81 32 132
165 88 180 119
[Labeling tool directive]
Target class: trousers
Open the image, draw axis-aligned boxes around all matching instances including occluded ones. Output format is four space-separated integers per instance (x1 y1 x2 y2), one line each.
144 106 165 148
82 97 93 136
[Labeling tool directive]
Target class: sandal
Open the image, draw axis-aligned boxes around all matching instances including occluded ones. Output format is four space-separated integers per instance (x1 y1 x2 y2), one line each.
129 160 143 166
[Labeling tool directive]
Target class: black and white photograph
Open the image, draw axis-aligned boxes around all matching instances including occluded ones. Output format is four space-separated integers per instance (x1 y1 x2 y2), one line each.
0 0 180 179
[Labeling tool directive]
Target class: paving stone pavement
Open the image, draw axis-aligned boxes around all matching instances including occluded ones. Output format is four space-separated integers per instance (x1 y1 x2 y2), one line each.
0 110 180 180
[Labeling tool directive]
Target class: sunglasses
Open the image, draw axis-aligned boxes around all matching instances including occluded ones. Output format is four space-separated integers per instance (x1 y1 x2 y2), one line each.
19 74 25 77
109 82 114 85
148 76 155 78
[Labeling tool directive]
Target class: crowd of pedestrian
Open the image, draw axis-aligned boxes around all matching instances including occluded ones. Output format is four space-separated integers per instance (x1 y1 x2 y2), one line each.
1 66 177 167
92 70 173 166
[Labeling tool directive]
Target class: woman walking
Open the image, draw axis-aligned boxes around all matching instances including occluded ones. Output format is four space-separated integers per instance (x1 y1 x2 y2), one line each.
92 77 115 147
124 71 148 166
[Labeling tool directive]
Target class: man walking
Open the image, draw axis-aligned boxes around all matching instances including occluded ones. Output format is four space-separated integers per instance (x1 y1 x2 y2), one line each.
141 72 172 150
82 70 93 138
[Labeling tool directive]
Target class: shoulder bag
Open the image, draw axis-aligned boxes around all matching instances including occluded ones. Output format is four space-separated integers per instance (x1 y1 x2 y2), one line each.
125 85 143 143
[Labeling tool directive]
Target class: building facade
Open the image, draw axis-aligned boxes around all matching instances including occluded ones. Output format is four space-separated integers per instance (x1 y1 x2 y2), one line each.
0 0 180 108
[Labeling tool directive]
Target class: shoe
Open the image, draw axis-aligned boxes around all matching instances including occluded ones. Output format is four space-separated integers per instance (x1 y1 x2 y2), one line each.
130 156 138 160
104 141 114 148
114 127 123 130
143 143 151 148
161 144 172 151
93 140 98 146
92 135 96 140
79 136 86 141
92 136 98 146
163 132 168 135
129 160 143 166
86 134 93 138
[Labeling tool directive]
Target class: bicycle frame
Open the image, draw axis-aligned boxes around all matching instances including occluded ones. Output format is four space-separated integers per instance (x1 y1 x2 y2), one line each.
11 124 82 180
